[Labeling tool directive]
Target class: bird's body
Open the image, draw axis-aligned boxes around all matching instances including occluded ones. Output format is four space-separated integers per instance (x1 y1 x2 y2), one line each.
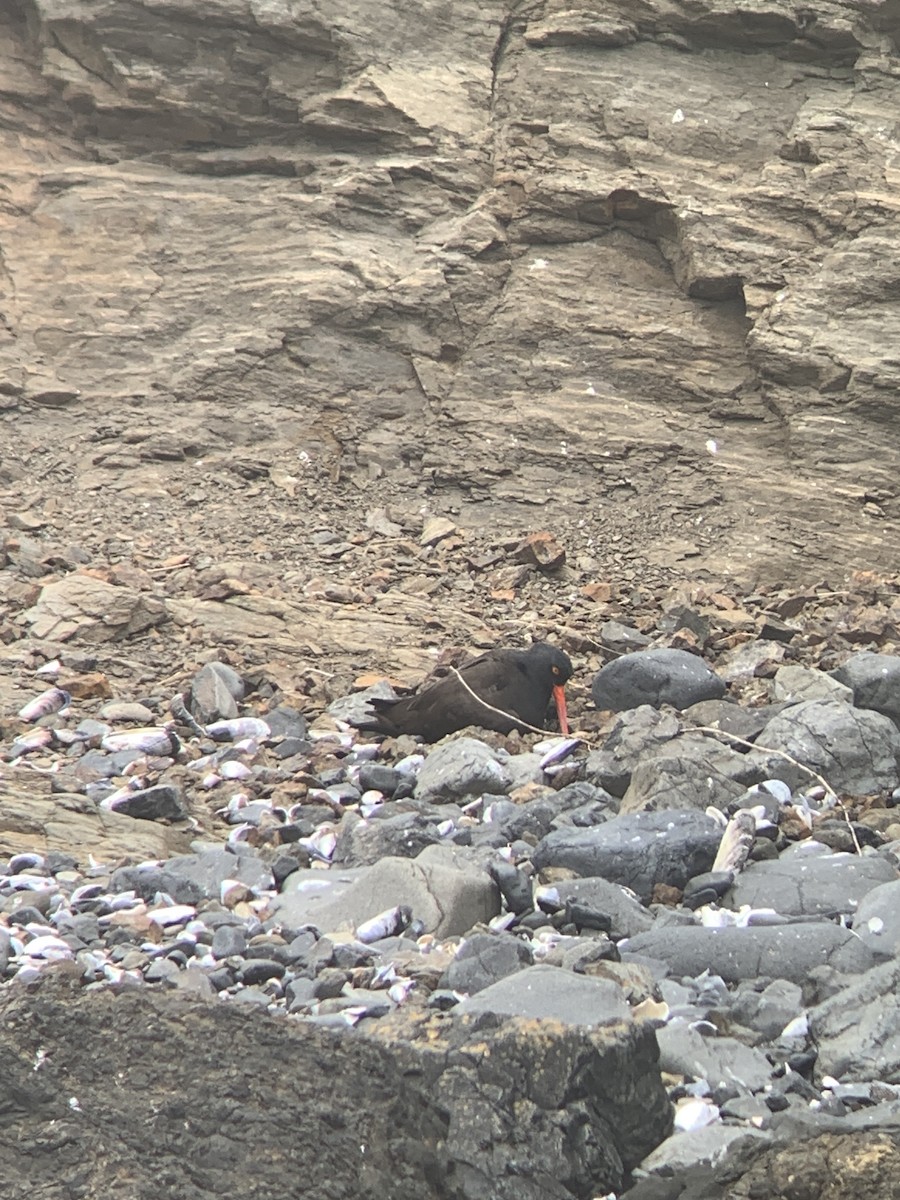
354 642 573 741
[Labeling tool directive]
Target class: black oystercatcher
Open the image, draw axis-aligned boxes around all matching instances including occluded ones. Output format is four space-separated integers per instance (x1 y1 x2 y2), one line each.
354 642 573 741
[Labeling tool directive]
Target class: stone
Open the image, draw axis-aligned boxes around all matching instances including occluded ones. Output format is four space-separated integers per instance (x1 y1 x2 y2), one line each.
537 877 655 940
23 574 166 644
772 665 853 705
748 699 900 796
0 973 671 1199
533 810 723 902
730 979 804 1041
188 661 246 724
584 706 682 797
110 850 273 905
810 959 900 1082
622 924 876 985
272 854 499 939
333 808 445 866
726 852 897 919
852 878 900 956
106 784 187 822
455 963 631 1026
655 1022 773 1092
414 737 512 803
832 652 900 727
441 931 533 995
619 735 760 814
591 650 726 713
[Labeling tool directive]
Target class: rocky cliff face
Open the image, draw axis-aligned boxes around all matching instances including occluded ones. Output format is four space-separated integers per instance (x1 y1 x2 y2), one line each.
2 0 899 593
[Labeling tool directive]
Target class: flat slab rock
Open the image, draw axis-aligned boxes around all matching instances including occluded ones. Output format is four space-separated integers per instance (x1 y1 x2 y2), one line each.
726 851 898 918
622 923 876 985
533 810 723 902
0 972 672 1200
455 963 631 1026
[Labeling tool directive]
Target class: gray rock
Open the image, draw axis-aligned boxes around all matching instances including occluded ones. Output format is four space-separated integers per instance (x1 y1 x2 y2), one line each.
263 705 309 740
584 706 682 797
333 808 446 866
681 698 781 746
718 639 785 684
599 621 652 654
852 878 900 956
620 734 760 814
328 681 398 728
189 660 245 724
441 931 533 995
501 751 546 790
637 1125 771 1176
455 963 630 1026
357 763 406 797
111 850 273 904
533 810 722 902
655 1022 773 1091
622 924 876 985
415 737 512 803
536 877 654 939
591 649 726 713
772 664 852 704
211 925 248 959
272 854 498 938
748 699 900 796
832 651 900 726
730 979 804 1040
810 958 900 1081
727 852 897 918
98 701 156 722
105 784 187 822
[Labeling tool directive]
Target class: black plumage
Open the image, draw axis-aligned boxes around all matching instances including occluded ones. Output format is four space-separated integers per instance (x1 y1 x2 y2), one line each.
354 642 573 741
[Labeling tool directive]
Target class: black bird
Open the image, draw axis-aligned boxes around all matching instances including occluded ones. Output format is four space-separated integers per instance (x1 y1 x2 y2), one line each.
353 642 573 742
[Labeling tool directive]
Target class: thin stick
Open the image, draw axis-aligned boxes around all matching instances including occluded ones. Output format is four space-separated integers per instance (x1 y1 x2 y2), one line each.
448 666 560 737
685 725 862 855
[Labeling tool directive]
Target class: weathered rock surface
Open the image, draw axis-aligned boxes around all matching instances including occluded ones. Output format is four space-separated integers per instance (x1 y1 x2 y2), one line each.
3 0 900 607
0 973 672 1200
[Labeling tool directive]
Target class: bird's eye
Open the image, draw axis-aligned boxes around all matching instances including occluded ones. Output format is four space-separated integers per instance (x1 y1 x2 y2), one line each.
552 665 560 676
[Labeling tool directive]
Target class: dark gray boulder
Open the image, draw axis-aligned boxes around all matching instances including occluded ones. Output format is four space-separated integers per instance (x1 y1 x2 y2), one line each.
591 649 726 713
832 651 900 726
747 699 900 795
532 810 722 901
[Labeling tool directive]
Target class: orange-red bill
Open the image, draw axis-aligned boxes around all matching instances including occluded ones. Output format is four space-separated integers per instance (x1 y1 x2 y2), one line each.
553 684 569 736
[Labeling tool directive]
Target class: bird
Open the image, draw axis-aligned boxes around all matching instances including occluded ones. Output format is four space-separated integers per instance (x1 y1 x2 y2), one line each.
352 642 573 741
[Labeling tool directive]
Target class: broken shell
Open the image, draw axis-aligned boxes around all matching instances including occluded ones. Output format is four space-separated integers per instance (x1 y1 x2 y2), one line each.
148 904 196 927
100 728 179 756
9 728 55 756
536 737 582 769
206 717 271 742
7 852 46 873
17 688 71 723
355 904 413 944
35 659 62 679
673 1098 720 1133
19 935 73 960
220 760 252 781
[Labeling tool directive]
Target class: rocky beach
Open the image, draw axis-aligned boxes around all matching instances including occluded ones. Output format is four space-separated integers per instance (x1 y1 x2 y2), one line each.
3 0 900 1196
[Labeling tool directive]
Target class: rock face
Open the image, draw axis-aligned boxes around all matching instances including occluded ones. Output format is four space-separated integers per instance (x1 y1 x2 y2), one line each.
0 972 672 1200
2 0 900 591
